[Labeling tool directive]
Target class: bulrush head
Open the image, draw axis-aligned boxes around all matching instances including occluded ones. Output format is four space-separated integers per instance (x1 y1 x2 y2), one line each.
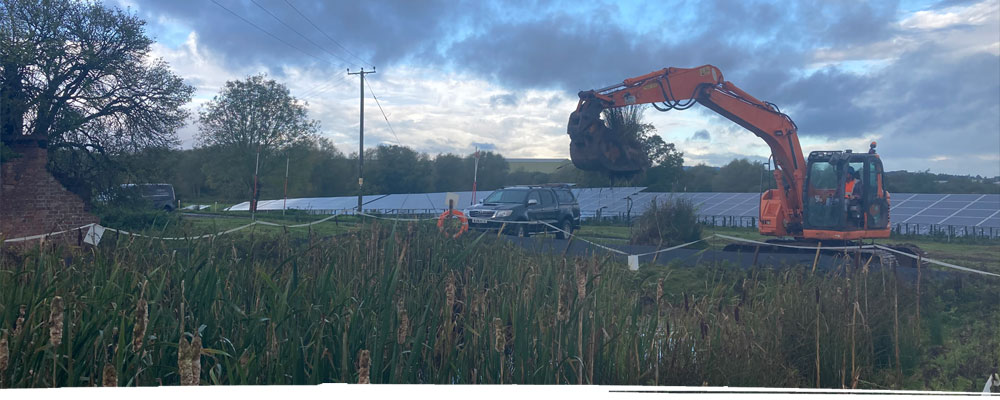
189 336 202 386
445 273 456 311
557 282 570 322
133 282 149 352
397 301 409 345
178 335 202 386
656 279 664 307
575 261 587 300
0 331 9 373
102 363 117 387
493 317 505 353
48 296 64 347
177 336 192 385
357 349 371 384
13 305 26 337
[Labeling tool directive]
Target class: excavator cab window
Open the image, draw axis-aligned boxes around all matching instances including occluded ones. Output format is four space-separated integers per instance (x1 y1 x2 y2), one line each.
803 159 843 229
864 158 889 229
846 161 865 227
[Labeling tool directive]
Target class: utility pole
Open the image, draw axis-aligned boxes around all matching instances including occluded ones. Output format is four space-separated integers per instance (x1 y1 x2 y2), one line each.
283 154 289 215
348 67 375 213
471 148 480 205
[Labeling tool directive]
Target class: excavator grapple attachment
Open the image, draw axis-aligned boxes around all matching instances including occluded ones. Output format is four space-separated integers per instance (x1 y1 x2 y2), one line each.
566 93 647 175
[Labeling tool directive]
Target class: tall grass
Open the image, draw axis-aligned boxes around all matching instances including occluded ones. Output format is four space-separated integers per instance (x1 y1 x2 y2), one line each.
0 221 995 388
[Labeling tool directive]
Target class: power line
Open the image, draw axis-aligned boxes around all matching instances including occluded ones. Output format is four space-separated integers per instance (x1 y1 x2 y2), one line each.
282 0 374 68
208 0 325 64
209 0 351 100
298 73 352 99
248 0 357 69
364 78 402 147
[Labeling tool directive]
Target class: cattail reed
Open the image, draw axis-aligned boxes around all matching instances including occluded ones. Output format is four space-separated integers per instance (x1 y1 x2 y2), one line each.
48 296 64 347
445 273 456 311
557 282 570 322
178 337 191 385
0 332 8 374
493 318 505 352
133 282 149 352
575 261 587 300
102 363 117 387
357 349 370 384
178 335 202 385
190 336 202 385
397 300 409 345
13 305 25 337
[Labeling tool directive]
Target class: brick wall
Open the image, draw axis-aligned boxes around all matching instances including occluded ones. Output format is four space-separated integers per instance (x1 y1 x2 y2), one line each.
1 142 99 240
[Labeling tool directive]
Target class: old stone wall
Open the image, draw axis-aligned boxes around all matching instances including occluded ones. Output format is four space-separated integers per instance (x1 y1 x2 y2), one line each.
1 142 99 241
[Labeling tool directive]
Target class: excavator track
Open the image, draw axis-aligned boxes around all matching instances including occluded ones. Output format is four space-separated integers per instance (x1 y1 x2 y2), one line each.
721 240 924 269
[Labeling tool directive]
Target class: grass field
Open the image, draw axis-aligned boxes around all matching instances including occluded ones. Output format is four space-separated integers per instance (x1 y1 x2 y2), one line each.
1 214 996 389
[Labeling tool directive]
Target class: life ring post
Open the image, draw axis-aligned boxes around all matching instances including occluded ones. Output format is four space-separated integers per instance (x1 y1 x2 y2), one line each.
437 208 469 239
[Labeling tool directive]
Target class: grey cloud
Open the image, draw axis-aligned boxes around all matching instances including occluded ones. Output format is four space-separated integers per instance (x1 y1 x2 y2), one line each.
470 142 497 151
690 129 710 141
489 94 517 107
126 0 470 74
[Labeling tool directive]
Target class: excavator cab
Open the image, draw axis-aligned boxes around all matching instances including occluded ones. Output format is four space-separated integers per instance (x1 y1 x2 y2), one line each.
802 150 890 239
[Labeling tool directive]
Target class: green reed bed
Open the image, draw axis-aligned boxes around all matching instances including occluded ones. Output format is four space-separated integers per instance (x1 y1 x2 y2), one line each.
0 221 996 389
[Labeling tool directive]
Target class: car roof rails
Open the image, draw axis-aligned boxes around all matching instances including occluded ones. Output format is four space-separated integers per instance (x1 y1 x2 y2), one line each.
505 183 577 189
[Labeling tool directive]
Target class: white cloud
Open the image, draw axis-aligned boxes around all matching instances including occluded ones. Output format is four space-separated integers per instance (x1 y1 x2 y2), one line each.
900 1 998 30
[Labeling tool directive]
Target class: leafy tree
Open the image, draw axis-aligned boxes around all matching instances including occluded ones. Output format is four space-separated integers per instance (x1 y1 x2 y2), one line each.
679 164 718 192
197 74 318 200
0 0 192 149
364 145 433 194
468 151 508 190
433 153 468 192
712 158 770 193
1 0 193 198
600 105 684 190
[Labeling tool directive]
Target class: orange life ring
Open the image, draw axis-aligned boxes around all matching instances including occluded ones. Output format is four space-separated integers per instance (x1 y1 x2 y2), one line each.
437 209 469 238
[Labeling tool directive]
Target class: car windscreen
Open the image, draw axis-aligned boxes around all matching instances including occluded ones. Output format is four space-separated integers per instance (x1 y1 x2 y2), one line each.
139 184 174 200
483 189 528 204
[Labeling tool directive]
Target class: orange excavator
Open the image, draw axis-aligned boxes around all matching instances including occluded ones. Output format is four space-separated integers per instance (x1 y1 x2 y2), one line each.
567 65 891 241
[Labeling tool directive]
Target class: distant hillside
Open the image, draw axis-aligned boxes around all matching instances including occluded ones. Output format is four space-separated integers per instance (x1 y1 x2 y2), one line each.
507 158 571 174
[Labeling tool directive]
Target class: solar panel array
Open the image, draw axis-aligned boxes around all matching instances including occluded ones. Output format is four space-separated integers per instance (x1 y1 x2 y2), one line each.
225 189 1000 236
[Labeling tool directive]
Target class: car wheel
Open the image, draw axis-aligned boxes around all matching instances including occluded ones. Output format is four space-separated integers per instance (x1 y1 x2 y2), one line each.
555 219 572 239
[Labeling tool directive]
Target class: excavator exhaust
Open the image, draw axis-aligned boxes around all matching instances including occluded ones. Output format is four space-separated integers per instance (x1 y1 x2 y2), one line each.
567 91 648 176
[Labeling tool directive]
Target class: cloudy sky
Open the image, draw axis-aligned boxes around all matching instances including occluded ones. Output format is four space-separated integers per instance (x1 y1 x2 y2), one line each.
112 0 999 176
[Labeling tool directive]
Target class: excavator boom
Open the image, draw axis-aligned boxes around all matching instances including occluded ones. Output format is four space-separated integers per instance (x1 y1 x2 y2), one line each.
568 65 807 236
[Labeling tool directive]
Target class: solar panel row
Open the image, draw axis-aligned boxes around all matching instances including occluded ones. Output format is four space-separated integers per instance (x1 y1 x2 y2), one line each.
226 189 1000 233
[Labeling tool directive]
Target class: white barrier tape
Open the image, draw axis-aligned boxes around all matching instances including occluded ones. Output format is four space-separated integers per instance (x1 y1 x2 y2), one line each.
2 223 97 243
713 234 879 251
633 236 715 257
712 234 998 278
539 220 716 258
357 212 438 222
537 220 630 255
873 245 1000 278
102 222 258 241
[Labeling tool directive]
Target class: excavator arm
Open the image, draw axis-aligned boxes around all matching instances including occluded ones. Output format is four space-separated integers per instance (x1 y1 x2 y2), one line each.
567 65 807 234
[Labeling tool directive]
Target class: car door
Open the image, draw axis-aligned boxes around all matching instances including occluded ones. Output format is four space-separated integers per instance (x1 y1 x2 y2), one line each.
539 189 559 226
525 190 543 226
